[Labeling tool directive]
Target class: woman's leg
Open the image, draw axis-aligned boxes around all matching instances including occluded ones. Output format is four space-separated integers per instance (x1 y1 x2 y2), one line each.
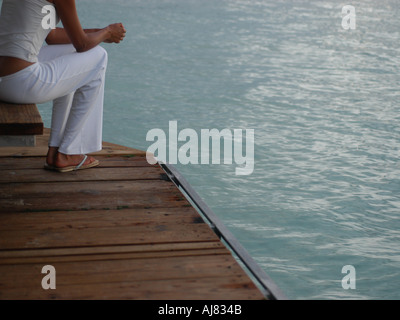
37 45 75 166
46 93 73 166
39 45 107 167
54 63 105 169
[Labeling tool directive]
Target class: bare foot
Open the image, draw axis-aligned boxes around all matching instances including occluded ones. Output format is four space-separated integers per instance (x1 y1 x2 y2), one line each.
55 153 98 169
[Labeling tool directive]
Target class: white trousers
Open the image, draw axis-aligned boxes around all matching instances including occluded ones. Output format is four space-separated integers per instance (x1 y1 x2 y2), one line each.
0 44 108 155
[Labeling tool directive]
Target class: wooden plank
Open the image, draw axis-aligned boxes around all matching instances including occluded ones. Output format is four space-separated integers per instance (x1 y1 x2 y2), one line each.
0 207 219 249
0 156 153 170
0 180 177 196
0 255 247 287
0 167 165 183
0 275 263 300
0 207 201 231
0 208 217 249
0 180 189 213
0 102 43 135
0 207 222 258
0 247 229 265
0 241 228 264
0 220 218 249
0 145 146 158
97 155 153 167
95 144 147 157
0 197 191 214
0 206 200 229
0 241 226 257
0 253 264 300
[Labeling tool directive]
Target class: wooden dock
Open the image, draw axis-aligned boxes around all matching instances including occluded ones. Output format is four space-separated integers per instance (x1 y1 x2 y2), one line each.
0 129 265 300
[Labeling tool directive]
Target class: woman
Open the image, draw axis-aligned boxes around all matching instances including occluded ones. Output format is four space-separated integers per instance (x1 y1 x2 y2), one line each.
0 0 126 172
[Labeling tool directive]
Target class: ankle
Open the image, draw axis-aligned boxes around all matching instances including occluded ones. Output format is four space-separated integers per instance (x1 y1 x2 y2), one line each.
46 147 59 165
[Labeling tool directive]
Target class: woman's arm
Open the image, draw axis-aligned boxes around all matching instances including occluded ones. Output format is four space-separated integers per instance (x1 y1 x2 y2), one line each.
50 0 125 52
46 28 105 45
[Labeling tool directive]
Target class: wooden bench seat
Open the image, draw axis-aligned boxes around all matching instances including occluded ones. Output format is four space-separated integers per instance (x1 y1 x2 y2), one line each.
0 101 44 147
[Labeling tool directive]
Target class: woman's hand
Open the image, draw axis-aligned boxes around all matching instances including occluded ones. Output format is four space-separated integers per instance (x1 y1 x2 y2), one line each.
104 23 126 44
53 0 126 52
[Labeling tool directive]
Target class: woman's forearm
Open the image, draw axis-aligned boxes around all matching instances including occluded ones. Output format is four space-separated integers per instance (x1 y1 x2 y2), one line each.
46 27 108 46
74 27 110 52
83 28 102 33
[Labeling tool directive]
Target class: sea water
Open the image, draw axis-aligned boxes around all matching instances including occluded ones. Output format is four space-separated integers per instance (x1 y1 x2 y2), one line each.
33 0 400 299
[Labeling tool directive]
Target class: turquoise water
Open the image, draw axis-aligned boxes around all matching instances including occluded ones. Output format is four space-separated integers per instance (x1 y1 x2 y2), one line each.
36 0 400 299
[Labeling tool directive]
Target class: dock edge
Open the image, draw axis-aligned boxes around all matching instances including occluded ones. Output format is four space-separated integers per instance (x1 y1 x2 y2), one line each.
159 162 287 300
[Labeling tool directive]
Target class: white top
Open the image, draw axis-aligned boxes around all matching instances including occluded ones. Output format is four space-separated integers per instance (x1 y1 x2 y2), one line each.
0 0 60 63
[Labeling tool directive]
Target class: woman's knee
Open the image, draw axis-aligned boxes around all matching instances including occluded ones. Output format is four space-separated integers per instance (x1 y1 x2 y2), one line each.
91 46 108 68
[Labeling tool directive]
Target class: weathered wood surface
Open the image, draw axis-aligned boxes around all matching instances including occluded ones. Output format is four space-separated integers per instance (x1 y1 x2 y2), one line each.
0 129 264 300
0 102 43 135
